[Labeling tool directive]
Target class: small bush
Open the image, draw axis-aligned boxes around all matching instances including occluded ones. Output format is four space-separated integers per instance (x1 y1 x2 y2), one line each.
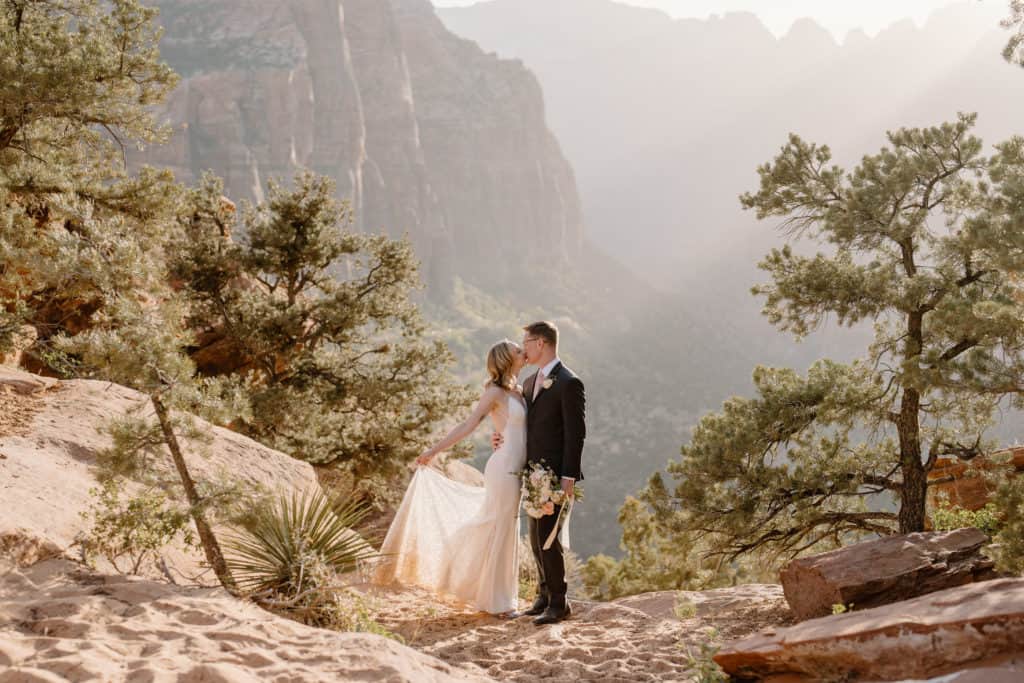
674 594 697 620
682 628 727 683
80 480 195 575
993 477 1024 574
930 501 1002 537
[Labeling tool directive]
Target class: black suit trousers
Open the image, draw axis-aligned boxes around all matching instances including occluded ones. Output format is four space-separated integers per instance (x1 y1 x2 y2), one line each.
527 504 567 605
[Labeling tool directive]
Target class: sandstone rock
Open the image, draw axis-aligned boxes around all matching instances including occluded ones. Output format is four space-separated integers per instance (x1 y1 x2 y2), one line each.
715 578 1024 681
780 529 996 621
0 365 58 395
0 372 319 578
892 653 1024 682
0 326 37 367
928 447 1024 513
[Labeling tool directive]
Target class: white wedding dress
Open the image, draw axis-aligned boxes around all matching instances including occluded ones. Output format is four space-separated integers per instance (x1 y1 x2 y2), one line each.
373 393 527 614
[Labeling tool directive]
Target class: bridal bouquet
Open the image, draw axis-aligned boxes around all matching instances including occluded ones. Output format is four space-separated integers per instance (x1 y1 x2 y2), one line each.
520 462 583 549
520 462 581 518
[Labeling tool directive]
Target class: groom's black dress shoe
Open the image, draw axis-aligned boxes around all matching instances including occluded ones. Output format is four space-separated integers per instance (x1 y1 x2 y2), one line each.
521 596 549 617
533 602 571 625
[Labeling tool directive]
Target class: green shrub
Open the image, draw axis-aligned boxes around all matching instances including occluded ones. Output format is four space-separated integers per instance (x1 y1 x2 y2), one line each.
226 489 376 594
682 629 727 683
930 500 1002 536
80 479 195 575
674 594 698 620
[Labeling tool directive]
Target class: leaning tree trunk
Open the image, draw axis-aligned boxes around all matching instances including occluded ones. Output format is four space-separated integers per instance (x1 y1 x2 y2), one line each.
151 395 237 593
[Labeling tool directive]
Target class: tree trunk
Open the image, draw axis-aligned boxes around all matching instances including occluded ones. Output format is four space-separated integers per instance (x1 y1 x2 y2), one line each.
898 308 927 533
0 125 18 151
151 395 237 593
898 449 928 533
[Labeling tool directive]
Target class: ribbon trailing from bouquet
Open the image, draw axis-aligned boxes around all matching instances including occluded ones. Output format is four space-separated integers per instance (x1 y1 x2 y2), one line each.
542 496 574 551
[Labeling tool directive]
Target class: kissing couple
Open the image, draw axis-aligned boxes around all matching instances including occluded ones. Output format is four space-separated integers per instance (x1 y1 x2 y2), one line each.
373 320 586 625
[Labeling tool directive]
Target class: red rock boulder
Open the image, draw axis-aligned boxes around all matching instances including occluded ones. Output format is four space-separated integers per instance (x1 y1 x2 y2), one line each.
780 528 996 621
928 447 1024 513
715 578 1024 681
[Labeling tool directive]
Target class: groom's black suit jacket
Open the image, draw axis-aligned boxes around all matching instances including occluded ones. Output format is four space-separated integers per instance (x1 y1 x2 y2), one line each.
524 362 586 481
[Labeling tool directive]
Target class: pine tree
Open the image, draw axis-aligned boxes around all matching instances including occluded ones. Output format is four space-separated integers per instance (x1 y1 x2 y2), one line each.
657 115 1024 561
171 173 472 501
1004 1 1024 66
0 0 180 364
1 0 240 591
57 295 244 591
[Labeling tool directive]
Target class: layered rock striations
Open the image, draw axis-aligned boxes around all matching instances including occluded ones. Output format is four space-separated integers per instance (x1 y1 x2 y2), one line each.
136 0 584 293
779 529 998 621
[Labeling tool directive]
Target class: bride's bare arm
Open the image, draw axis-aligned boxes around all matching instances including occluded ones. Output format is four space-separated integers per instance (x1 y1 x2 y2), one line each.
416 386 503 465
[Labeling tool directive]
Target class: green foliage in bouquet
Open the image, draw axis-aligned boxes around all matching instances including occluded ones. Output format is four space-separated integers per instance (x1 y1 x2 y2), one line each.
169 173 472 503
644 114 1024 563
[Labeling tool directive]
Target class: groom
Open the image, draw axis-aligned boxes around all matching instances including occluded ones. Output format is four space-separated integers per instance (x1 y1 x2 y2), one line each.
497 320 586 625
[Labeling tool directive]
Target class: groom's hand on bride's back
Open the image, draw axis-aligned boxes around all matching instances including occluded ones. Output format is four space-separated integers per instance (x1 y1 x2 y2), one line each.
491 431 504 451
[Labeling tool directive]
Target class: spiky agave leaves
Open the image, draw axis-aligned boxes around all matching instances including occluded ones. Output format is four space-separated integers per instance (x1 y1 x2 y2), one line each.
225 489 377 597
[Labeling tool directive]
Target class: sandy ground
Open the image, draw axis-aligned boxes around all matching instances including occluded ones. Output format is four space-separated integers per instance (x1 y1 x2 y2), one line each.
0 559 488 683
358 581 792 682
0 556 793 683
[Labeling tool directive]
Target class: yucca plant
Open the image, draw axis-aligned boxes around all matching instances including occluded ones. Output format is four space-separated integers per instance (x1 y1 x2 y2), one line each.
225 489 377 598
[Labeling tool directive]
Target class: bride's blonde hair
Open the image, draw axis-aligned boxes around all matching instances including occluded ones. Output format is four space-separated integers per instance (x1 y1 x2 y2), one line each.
486 340 518 391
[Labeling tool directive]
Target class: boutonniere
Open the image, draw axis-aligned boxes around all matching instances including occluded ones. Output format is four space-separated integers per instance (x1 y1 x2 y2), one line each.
542 378 554 390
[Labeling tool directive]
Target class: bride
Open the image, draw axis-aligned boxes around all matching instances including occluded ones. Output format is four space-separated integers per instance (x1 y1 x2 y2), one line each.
372 340 528 615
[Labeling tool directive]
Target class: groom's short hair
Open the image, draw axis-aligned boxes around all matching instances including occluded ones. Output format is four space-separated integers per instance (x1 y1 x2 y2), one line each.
524 321 558 348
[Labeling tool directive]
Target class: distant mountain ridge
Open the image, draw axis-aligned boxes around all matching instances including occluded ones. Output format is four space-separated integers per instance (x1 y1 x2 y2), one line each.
438 0 1018 299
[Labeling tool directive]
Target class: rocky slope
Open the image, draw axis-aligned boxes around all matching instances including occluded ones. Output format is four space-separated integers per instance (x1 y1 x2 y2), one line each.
135 0 584 293
0 365 318 576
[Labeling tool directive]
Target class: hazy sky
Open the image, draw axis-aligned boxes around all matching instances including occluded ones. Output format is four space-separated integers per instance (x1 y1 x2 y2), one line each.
431 0 1006 38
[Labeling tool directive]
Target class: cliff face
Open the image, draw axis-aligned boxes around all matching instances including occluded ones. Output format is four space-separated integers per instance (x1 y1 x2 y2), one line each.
136 0 584 293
